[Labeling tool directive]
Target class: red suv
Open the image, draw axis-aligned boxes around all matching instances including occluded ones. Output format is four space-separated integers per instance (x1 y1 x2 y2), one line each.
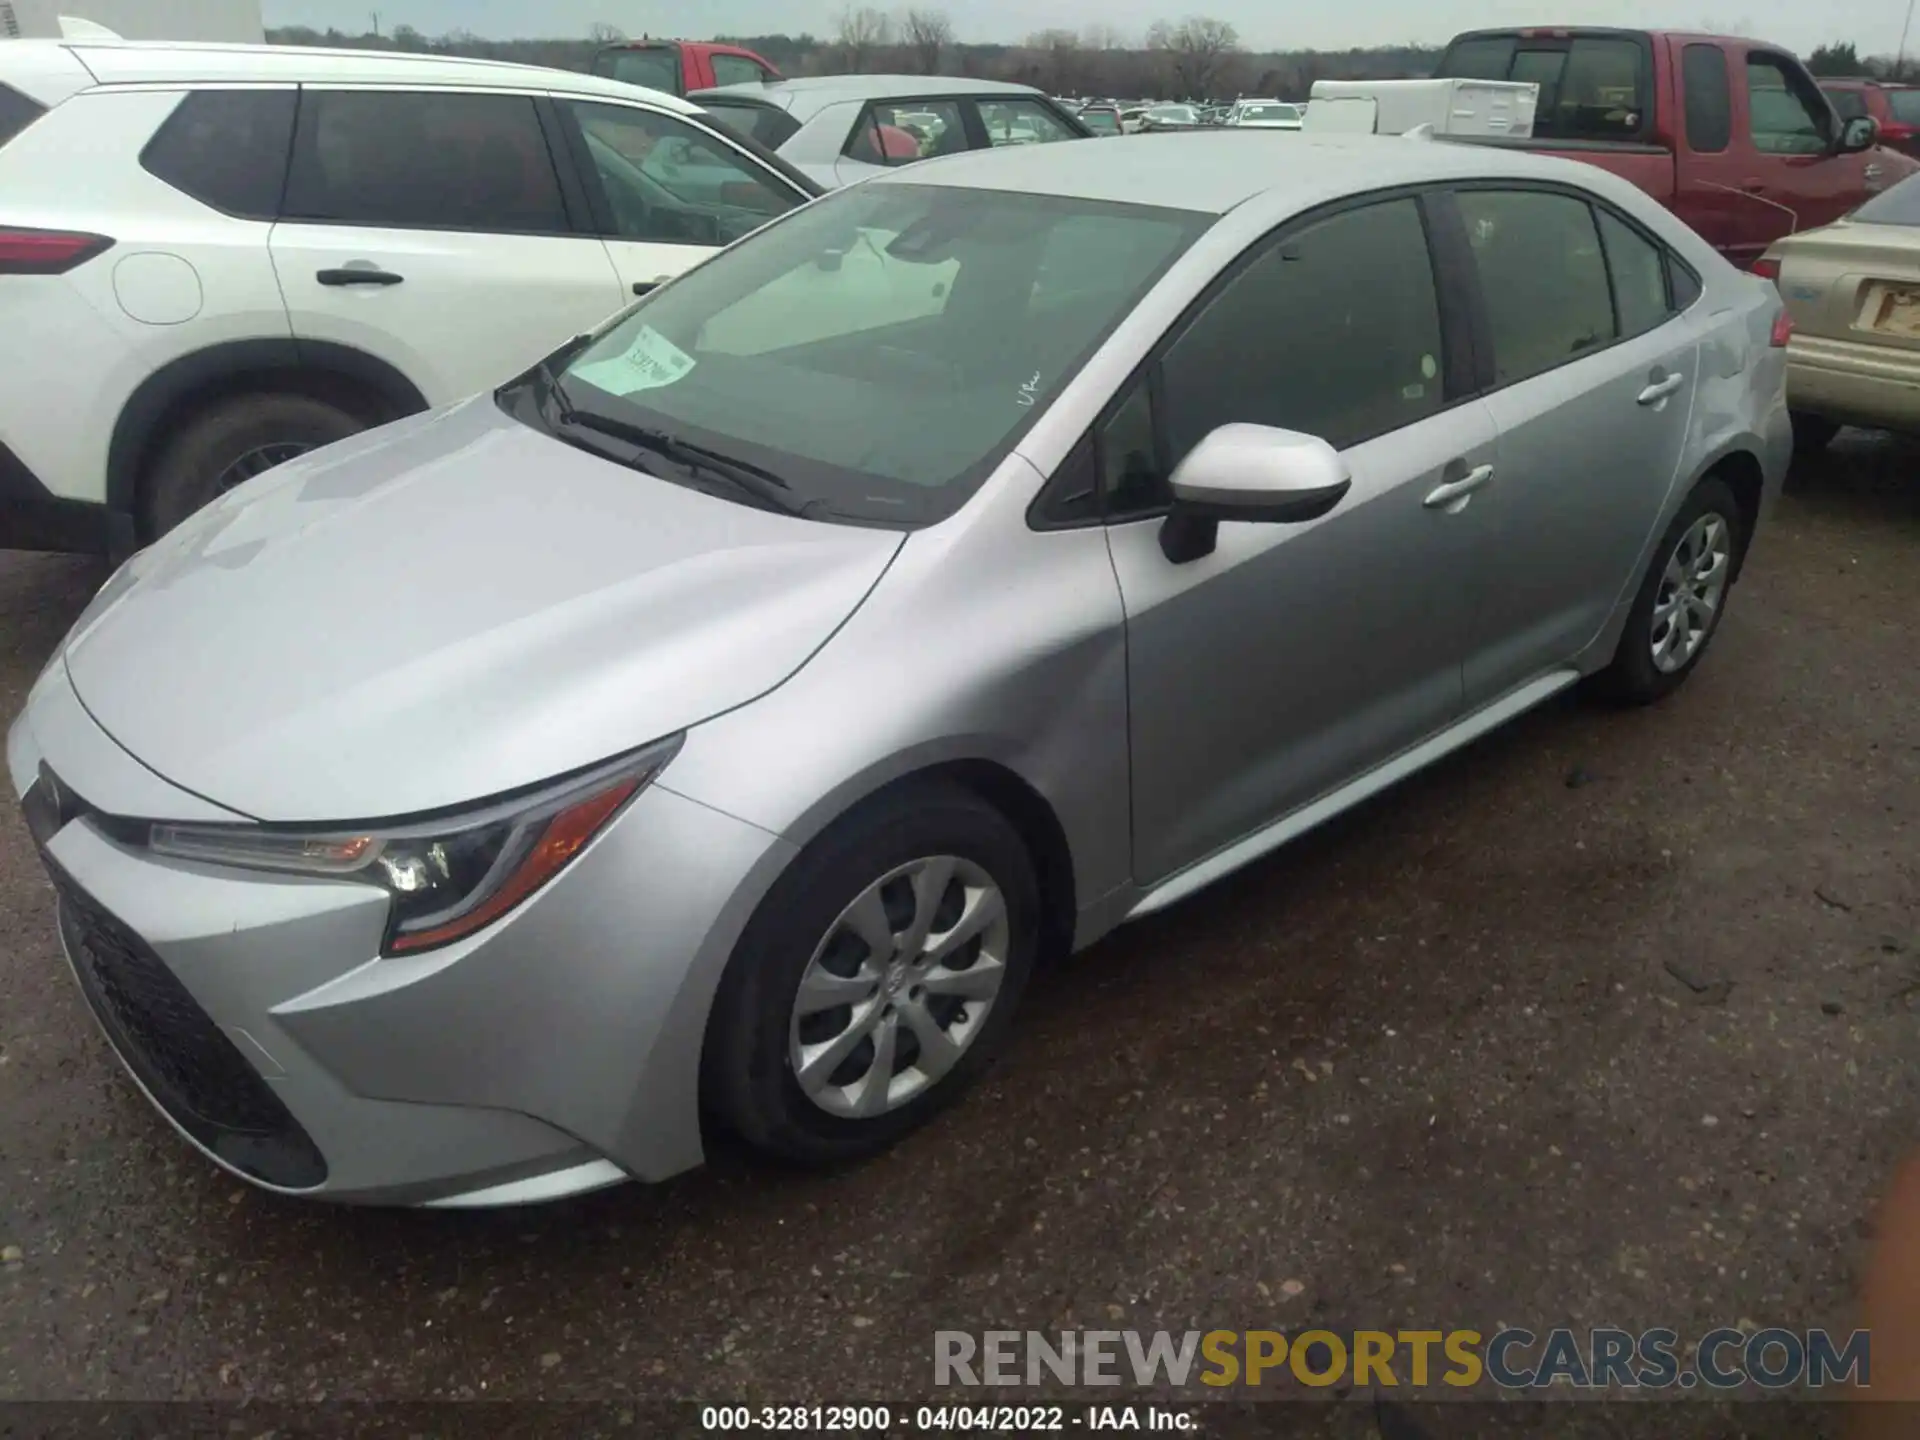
1821 78 1920 159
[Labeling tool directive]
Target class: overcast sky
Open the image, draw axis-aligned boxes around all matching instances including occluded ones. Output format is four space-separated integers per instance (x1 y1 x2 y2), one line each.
260 0 1915 58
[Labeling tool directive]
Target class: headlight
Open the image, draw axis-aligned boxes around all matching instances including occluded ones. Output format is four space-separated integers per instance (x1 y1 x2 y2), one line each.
149 737 681 955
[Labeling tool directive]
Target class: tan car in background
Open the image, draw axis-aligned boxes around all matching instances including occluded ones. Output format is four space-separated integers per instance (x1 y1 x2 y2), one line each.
1762 172 1920 453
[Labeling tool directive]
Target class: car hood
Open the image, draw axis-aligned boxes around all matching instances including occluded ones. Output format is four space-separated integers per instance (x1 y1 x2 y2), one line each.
64 398 904 822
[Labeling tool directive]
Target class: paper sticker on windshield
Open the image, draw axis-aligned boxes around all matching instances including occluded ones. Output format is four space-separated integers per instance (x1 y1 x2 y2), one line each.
570 325 696 396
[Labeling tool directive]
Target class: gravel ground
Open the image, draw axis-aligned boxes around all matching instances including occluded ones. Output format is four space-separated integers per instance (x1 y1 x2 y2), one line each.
0 433 1914 1433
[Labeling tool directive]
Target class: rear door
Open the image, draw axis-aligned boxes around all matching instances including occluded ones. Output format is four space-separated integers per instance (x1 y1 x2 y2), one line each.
1444 184 1702 705
550 97 810 299
269 86 628 408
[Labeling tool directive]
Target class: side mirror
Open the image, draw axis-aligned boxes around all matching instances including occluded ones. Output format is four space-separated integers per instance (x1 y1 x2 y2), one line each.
1838 115 1878 154
1159 423 1353 564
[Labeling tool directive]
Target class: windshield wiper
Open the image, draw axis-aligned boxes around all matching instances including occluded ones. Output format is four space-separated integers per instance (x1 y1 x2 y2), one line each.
562 410 812 517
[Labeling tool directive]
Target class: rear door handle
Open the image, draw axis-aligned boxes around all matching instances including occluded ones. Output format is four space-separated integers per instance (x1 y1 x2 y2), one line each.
316 266 404 287
1637 373 1686 406
1423 462 1494 512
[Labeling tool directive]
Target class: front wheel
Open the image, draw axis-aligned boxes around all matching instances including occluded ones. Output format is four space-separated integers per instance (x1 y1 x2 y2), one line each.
703 782 1040 1165
143 392 367 538
1589 475 1743 706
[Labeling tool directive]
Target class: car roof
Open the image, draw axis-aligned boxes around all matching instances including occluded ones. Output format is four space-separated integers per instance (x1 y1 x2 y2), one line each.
872 130 1646 214
10 39 699 113
696 73 1045 112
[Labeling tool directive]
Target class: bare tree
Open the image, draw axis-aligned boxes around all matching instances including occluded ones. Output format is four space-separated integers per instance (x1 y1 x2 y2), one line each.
899 8 954 74
836 5 894 72
1025 29 1083 94
586 21 625 44
1146 15 1241 99
1082 22 1128 51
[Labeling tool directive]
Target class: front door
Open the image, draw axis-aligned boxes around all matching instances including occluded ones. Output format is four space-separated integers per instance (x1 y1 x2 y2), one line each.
1444 186 1702 706
553 98 811 299
1104 195 1495 887
270 87 628 406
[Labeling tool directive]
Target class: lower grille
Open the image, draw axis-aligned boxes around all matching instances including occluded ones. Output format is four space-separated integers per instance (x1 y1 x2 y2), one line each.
50 866 327 1189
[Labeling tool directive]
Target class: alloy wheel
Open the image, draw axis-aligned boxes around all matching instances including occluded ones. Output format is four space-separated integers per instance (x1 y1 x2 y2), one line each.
788 855 1010 1119
215 441 311 493
1650 512 1731 675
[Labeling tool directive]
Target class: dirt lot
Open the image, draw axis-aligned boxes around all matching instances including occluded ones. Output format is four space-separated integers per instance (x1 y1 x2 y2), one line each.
0 434 1914 1431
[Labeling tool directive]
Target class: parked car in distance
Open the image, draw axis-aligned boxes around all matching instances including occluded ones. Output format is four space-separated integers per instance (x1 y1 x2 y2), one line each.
1228 101 1303 129
1433 27 1918 269
689 75 1089 189
1120 105 1150 133
590 38 779 96
15 132 1790 1205
1820 78 1920 161
1141 102 1203 131
0 40 819 555
1760 170 1920 451
1077 103 1124 136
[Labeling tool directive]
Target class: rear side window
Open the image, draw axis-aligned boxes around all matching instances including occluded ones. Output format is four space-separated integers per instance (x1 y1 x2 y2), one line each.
1595 209 1671 338
709 54 771 88
285 91 568 234
141 90 296 219
0 81 45 150
1683 44 1733 153
1457 189 1616 385
1821 86 1870 122
847 99 966 166
1890 89 1920 125
698 100 801 149
1440 35 1520 80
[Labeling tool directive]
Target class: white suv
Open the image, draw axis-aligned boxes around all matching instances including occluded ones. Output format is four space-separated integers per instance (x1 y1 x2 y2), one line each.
0 40 819 552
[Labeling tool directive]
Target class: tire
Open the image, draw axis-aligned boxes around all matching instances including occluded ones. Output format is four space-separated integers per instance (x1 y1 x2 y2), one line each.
704 781 1041 1166
1589 475 1744 706
1790 412 1839 456
143 392 367 538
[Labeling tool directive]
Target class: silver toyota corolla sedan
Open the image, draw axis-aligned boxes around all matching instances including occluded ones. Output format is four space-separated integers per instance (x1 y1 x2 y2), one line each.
12 134 1792 1206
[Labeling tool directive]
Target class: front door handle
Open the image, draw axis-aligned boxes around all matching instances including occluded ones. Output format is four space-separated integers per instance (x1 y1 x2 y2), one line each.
316 265 404 287
1637 373 1686 406
1423 462 1494 512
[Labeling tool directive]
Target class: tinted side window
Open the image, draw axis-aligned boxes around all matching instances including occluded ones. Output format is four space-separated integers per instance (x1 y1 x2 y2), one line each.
1160 198 1446 467
1527 38 1649 140
709 54 771 88
1440 36 1519 80
1747 55 1830 155
1099 378 1163 515
140 89 296 219
1822 86 1870 122
567 100 797 246
1458 190 1615 385
1683 44 1733 153
699 100 800 149
847 99 966 165
0 81 44 150
975 98 1081 146
1668 257 1703 310
606 50 682 93
1596 209 1670 338
285 91 568 233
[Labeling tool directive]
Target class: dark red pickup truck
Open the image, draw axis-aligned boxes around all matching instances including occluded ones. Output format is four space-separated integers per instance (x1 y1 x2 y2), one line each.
590 39 780 97
1433 27 1919 269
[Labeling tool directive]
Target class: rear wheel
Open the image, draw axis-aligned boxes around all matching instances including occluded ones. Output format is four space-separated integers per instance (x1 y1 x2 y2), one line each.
1589 475 1743 706
1790 412 1840 456
704 782 1040 1165
143 392 367 538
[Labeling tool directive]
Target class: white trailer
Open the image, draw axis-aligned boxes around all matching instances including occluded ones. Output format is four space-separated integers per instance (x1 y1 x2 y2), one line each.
1304 78 1539 139
1 0 262 42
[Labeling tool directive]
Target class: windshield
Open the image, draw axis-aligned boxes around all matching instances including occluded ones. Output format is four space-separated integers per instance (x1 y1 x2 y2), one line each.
1242 104 1298 121
535 183 1208 526
1853 171 1920 226
1080 108 1121 134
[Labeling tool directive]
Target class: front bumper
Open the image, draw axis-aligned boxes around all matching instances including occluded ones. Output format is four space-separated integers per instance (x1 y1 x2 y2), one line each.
1786 332 1920 434
10 662 795 1205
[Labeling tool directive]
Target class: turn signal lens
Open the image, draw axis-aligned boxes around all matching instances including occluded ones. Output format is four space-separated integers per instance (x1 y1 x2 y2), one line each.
0 227 114 275
1751 257 1782 282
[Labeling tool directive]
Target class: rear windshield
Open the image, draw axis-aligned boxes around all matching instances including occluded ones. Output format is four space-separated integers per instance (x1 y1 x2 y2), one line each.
1852 171 1920 226
1080 108 1121 134
0 82 45 150
698 99 801 150
1437 32 1651 140
1891 89 1920 125
596 48 680 94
